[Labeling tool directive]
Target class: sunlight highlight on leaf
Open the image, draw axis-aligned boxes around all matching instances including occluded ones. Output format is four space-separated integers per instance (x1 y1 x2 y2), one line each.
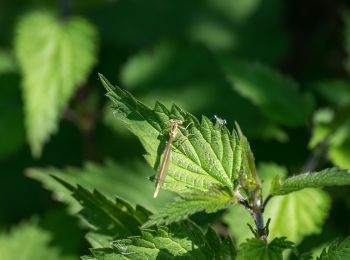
15 11 98 157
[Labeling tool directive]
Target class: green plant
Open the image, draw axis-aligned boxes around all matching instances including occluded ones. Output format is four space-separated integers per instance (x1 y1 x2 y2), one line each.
30 75 350 259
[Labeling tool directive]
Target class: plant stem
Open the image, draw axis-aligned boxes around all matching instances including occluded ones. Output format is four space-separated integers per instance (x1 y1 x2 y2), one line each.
235 191 268 241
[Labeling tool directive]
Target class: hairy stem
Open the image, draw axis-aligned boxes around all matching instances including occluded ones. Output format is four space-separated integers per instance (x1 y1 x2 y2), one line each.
235 191 268 241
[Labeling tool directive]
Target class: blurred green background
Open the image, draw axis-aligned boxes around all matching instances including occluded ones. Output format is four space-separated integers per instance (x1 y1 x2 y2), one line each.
1 0 350 258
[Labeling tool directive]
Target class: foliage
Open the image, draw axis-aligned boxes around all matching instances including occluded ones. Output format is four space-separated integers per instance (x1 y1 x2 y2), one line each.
270 168 350 196
225 163 331 243
0 220 73 260
2 1 350 259
317 236 350 259
237 237 294 260
100 74 242 224
28 160 173 213
45 176 236 259
15 11 98 157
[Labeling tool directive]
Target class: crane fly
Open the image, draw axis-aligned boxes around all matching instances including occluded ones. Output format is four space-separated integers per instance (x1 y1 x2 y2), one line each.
153 119 183 198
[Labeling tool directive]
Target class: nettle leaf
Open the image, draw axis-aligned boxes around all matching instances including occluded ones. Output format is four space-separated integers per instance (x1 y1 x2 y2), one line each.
219 58 314 126
271 168 350 196
317 236 350 259
86 222 236 260
28 160 174 212
265 188 330 243
225 163 331 243
0 220 73 260
100 74 242 224
237 237 294 260
50 176 150 248
143 189 232 227
15 11 98 157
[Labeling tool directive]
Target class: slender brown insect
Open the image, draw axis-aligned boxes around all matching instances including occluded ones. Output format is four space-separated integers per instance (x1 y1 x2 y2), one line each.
153 119 183 198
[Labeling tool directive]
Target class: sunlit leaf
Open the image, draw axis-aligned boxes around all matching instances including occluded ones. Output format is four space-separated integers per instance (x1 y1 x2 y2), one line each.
15 11 98 157
100 74 242 224
265 188 330 242
271 168 350 196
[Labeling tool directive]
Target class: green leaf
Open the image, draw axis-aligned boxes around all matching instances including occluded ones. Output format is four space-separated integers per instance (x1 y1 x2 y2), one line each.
143 189 232 227
86 222 236 260
317 236 350 259
329 141 350 169
235 122 259 198
225 163 331 243
15 11 98 157
219 58 314 126
265 188 330 243
0 220 73 260
48 176 150 248
237 237 294 260
100 74 242 223
28 159 174 213
271 168 350 196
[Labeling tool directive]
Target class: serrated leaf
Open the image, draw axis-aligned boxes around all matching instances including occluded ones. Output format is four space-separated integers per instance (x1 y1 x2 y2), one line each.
100 74 242 223
0 220 73 260
271 168 350 196
87 222 235 260
49 176 150 248
15 11 98 157
317 236 350 259
219 58 314 126
28 159 174 213
225 163 331 243
143 189 232 227
237 237 294 260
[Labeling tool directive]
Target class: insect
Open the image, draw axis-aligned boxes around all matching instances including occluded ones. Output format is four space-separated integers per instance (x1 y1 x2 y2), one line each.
213 115 227 126
153 119 183 198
